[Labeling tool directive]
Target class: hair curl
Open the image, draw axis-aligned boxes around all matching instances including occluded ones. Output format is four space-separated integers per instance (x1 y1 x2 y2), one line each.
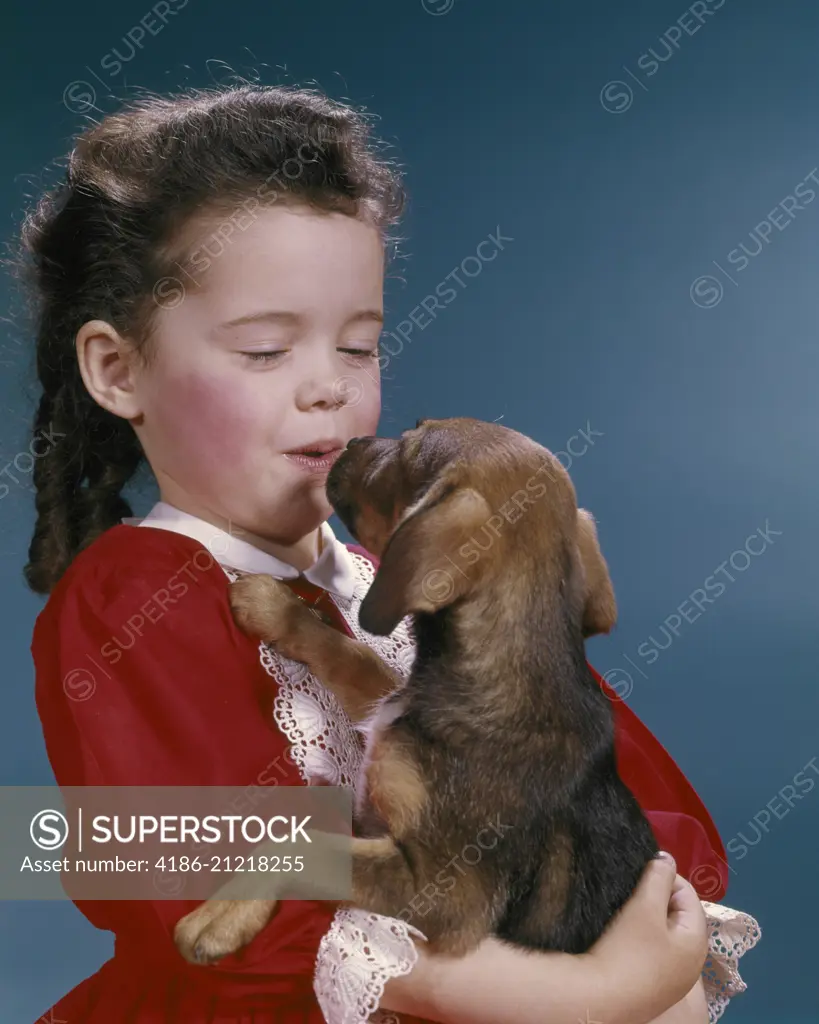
17 83 405 594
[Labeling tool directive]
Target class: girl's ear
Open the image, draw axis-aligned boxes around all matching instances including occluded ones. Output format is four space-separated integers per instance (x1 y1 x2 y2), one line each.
575 508 617 637
76 319 143 421
358 472 492 636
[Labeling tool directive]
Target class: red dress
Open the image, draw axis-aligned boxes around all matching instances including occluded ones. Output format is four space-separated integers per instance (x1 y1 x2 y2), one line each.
31 522 729 1024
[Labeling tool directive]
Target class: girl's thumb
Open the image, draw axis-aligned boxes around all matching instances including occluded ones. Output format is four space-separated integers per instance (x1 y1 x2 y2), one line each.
654 850 676 870
634 850 677 904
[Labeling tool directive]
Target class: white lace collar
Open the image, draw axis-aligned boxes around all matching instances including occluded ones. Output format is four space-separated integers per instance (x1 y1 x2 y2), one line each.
125 500 358 601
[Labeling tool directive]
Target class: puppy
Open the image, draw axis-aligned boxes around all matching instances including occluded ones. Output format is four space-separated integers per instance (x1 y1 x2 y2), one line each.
174 416 657 965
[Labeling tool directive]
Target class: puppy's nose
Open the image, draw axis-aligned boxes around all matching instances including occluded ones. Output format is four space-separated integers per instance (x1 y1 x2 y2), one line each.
347 437 365 448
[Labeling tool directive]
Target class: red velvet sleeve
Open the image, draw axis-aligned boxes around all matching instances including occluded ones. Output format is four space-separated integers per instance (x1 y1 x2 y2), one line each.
32 525 336 982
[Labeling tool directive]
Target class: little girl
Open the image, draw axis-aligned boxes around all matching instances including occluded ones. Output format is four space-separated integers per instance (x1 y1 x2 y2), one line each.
22 84 759 1024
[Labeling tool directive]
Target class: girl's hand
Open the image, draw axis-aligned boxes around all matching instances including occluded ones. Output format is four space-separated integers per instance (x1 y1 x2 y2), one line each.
587 852 709 1022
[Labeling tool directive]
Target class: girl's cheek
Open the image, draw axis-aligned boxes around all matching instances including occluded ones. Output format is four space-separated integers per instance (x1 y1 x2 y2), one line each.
156 370 259 460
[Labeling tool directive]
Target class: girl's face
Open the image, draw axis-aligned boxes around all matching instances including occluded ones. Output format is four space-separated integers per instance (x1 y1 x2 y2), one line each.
133 203 384 544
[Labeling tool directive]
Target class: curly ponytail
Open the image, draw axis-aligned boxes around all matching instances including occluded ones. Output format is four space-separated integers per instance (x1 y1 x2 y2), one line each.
17 83 405 594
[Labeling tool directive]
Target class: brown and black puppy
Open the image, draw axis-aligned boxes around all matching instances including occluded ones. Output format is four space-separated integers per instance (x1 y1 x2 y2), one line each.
174 416 657 965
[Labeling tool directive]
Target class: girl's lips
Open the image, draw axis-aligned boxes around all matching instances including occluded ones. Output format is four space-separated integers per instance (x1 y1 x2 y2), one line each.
282 449 343 473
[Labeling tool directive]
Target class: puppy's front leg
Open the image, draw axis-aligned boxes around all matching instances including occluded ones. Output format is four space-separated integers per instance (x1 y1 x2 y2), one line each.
175 835 418 965
230 575 402 722
175 897 277 965
175 829 345 964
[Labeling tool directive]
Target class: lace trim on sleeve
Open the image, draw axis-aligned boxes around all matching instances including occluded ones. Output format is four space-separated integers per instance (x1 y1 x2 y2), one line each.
701 901 762 1022
314 907 427 1024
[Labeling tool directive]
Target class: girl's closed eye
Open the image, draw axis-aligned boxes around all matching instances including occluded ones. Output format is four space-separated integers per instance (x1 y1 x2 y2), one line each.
242 349 287 363
339 345 380 360
240 346 379 364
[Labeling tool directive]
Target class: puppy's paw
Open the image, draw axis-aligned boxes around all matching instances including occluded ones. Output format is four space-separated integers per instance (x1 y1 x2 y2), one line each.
174 898 278 965
229 575 306 643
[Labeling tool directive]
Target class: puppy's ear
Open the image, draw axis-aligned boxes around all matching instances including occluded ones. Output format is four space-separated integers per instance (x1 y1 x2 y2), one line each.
358 474 492 635
575 508 617 637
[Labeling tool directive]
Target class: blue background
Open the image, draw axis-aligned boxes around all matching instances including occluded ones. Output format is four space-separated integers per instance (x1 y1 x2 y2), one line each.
1 0 816 1020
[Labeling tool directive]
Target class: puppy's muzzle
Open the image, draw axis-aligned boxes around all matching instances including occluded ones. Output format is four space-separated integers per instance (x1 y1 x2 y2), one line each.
326 436 376 531
328 436 387 497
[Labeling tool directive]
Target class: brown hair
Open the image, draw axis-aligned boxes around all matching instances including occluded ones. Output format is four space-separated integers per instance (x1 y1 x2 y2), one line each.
17 84 405 594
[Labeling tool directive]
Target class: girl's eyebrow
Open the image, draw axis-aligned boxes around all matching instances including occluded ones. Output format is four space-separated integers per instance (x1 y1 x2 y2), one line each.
214 309 384 332
348 309 384 325
214 310 302 332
